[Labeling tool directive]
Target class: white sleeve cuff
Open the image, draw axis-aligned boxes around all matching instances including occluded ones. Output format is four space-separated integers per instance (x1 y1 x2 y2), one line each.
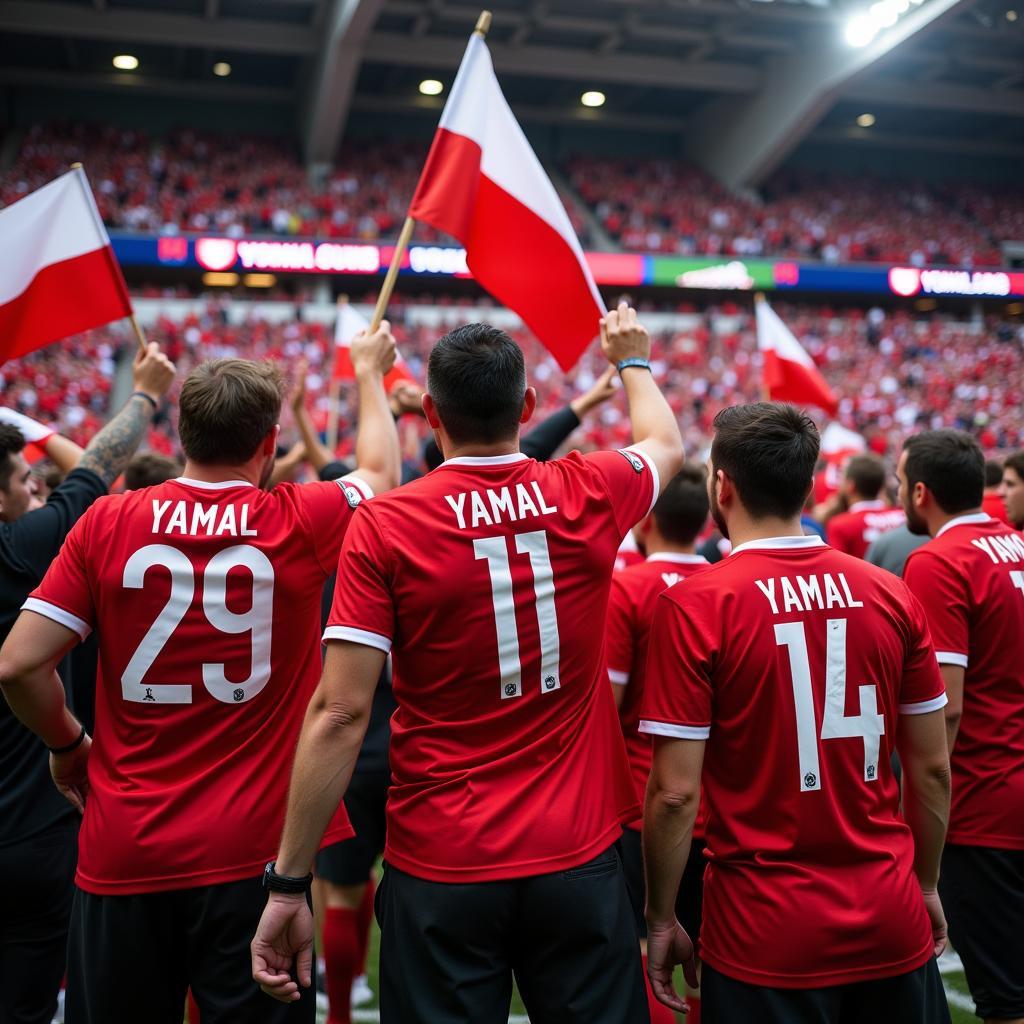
322 625 392 653
935 651 968 668
899 693 949 715
340 474 374 500
638 720 710 740
21 598 91 640
608 668 630 686
621 447 660 517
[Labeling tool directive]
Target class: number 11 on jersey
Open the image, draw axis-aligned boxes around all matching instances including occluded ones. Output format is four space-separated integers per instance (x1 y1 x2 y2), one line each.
475 530 562 700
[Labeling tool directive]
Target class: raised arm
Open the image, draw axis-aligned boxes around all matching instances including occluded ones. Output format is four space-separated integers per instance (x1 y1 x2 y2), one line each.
600 301 683 492
0 408 83 474
346 323 401 496
77 343 176 487
290 361 335 474
896 707 951 955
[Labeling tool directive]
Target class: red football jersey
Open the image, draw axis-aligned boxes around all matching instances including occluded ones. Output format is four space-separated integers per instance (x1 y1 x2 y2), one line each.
641 535 946 988
605 552 709 830
982 491 1010 525
903 513 1024 849
826 501 906 559
26 475 371 894
326 449 659 883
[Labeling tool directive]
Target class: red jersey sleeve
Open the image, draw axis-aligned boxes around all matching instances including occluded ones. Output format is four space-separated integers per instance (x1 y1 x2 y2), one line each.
638 591 714 740
605 573 635 686
583 448 660 536
324 505 394 653
24 509 95 640
903 548 969 668
291 475 373 575
897 588 948 714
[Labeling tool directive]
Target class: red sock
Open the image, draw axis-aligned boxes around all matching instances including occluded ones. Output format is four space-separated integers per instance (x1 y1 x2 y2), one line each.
354 877 375 977
323 907 361 1024
186 990 200 1024
640 955 677 1024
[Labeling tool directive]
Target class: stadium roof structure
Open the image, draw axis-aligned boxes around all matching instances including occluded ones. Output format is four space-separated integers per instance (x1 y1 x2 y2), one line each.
1 0 1022 183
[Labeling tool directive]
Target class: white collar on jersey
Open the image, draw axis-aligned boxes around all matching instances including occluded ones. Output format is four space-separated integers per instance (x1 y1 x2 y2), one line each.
935 511 992 538
646 552 709 564
729 534 826 556
440 453 529 467
848 500 887 512
173 477 255 490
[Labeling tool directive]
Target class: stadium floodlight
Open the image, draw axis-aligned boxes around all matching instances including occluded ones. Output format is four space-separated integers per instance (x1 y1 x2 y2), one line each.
844 13 877 45
581 91 606 108
419 79 444 96
856 113 876 127
213 62 232 77
112 54 139 71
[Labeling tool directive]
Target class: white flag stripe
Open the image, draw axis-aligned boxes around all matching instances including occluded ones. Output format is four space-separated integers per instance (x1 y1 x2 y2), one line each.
438 36 603 311
334 304 370 348
755 299 816 369
0 169 111 307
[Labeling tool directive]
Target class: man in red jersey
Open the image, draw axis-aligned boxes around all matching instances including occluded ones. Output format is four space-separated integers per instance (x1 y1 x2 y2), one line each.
251 303 684 1023
0 328 400 1024
826 453 905 558
1000 451 1024 531
642 402 952 1024
606 463 709 1023
983 459 1011 525
900 431 1024 1024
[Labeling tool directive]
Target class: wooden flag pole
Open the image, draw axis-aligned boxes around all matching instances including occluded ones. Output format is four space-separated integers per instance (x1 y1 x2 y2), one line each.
368 10 492 333
71 161 147 354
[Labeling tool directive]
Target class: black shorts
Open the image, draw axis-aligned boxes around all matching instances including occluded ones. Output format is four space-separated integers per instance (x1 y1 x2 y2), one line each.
617 827 706 945
701 958 950 1024
940 843 1024 1020
65 874 315 1024
0 821 77 1024
315 770 388 886
375 844 647 1024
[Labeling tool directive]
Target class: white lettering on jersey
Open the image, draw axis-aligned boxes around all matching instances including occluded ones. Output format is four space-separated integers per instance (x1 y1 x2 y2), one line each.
756 573 864 614
445 483 559 530
150 500 258 538
972 533 1024 564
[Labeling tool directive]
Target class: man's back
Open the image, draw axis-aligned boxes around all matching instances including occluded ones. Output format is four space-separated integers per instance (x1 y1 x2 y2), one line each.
642 535 946 988
328 448 659 882
606 553 708 814
904 514 1024 848
827 500 905 558
28 475 369 893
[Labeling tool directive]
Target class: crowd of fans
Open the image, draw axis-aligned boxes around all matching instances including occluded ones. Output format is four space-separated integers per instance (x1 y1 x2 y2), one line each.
4 123 1020 264
5 298 1022 475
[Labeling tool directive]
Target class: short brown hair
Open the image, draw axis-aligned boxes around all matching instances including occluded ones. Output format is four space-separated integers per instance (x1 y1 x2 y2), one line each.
653 464 709 545
711 402 820 520
0 424 26 491
178 359 285 466
903 430 983 515
845 454 887 500
1005 451 1024 481
124 453 183 490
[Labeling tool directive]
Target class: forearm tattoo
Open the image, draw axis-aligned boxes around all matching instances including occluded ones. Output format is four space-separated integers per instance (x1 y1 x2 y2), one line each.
77 395 153 488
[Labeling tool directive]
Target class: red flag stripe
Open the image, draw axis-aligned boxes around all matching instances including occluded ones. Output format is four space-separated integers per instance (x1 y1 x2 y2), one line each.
763 349 839 415
0 247 132 363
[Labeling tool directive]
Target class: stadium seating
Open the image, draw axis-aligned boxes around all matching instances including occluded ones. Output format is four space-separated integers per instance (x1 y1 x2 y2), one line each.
8 301 1021 465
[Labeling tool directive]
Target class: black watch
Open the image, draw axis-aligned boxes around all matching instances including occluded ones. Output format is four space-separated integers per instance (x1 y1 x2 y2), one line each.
262 861 313 895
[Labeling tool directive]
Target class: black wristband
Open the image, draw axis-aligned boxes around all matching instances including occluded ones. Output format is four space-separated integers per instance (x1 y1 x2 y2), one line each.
262 861 313 895
130 391 158 410
48 726 86 755
616 358 652 374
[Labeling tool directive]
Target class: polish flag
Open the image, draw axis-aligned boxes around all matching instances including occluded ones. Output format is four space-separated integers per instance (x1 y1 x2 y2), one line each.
408 34 605 371
331 303 416 388
816 421 867 500
0 407 55 463
755 297 838 415
0 167 133 364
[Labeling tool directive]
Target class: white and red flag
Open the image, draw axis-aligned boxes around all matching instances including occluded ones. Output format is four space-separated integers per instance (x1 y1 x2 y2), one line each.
408 34 604 371
331 303 416 389
0 167 133 364
0 407 55 463
755 297 838 416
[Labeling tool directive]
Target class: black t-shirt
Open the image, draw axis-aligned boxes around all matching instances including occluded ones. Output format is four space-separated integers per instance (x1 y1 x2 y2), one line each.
0 468 106 846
